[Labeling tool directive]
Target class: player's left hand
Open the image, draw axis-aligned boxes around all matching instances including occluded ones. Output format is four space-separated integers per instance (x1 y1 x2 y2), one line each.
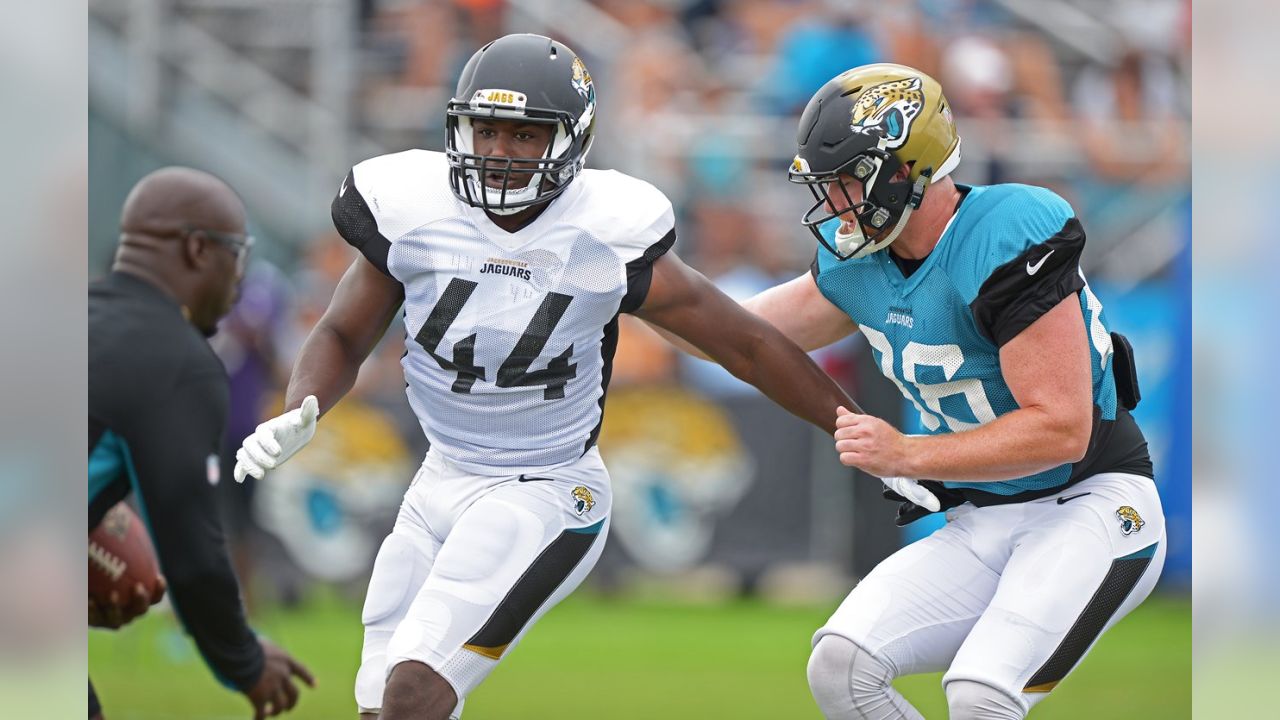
833 406 913 478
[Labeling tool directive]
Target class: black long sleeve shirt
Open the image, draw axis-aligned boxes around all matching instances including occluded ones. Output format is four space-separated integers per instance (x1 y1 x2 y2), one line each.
89 271 263 691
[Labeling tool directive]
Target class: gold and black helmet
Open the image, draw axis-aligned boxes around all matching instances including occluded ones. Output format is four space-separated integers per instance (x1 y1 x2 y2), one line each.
789 64 961 260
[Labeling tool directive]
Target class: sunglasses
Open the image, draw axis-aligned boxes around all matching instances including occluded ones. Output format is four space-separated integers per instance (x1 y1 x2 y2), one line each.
191 227 255 273
122 226 255 273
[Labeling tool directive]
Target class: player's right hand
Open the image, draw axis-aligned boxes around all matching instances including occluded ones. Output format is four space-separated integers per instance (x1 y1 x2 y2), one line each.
245 638 315 719
234 395 319 483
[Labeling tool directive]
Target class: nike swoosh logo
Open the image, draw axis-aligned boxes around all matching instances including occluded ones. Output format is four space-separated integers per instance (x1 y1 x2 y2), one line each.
1056 491 1091 505
339 176 349 197
517 475 554 483
1026 249 1054 275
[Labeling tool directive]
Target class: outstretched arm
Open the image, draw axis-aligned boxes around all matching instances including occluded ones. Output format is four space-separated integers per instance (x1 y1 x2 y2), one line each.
634 252 858 432
648 270 858 359
284 165 406 415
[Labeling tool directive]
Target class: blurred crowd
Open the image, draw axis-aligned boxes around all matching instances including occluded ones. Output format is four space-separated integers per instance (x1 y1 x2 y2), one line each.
349 0 1190 388
144 0 1191 604
355 0 1188 233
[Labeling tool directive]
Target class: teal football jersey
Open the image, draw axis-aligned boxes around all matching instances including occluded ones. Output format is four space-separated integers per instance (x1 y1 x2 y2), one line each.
813 184 1121 497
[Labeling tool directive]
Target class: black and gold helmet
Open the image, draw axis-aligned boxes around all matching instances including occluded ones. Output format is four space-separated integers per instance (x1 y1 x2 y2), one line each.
789 64 961 260
446 34 597 215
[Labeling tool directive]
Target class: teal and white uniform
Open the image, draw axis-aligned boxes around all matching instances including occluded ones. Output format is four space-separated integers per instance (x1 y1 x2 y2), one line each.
811 183 1150 503
808 184 1164 715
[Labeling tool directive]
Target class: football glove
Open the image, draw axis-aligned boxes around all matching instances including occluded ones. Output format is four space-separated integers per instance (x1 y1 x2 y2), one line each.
233 395 319 483
881 476 941 513
881 479 968 526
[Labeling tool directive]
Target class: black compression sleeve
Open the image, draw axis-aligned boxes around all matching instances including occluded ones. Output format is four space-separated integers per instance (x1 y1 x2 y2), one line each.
620 229 676 314
970 216 1087 346
332 170 393 277
123 369 263 691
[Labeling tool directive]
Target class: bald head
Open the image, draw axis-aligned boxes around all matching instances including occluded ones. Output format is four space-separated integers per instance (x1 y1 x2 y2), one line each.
114 167 251 337
120 166 246 237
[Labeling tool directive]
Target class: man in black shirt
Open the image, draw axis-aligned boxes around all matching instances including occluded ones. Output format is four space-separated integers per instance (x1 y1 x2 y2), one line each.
89 167 313 719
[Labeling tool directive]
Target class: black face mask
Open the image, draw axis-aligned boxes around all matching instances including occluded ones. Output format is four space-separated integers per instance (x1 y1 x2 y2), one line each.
789 149 929 261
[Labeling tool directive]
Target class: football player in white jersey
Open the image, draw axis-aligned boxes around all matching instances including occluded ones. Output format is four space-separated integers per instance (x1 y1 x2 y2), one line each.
232 34 861 720
706 64 1165 719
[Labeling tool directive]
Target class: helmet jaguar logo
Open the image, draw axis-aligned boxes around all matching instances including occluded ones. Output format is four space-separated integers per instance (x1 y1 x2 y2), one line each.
1116 505 1145 535
849 77 925 150
571 56 594 102
572 485 595 516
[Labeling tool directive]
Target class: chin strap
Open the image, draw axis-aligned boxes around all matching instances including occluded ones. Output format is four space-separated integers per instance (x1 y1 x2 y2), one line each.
464 171 540 215
836 204 915 259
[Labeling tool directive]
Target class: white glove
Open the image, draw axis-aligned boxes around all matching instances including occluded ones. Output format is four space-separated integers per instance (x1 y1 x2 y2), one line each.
233 395 319 483
882 476 941 512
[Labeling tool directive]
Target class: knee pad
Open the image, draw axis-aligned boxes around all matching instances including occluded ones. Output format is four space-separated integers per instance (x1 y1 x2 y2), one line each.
363 533 424 628
808 635 922 720
808 635 891 700
945 679 1024 720
356 534 427 712
355 646 391 714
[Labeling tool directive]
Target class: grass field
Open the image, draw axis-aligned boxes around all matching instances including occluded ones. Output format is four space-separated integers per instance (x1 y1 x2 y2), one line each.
89 591 1190 719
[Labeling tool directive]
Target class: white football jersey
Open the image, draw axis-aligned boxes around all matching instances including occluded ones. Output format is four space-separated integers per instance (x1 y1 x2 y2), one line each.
332 150 675 475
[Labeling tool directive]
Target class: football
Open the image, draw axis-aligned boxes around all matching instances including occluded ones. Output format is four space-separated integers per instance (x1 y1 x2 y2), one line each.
89 502 162 604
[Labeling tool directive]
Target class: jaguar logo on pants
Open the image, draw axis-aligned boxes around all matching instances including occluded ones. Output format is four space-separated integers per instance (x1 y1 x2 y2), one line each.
572 486 595 516
1116 505 1145 535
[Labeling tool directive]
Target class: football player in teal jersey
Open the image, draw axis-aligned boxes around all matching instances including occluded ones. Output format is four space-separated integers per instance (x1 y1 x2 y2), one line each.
741 65 1165 718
